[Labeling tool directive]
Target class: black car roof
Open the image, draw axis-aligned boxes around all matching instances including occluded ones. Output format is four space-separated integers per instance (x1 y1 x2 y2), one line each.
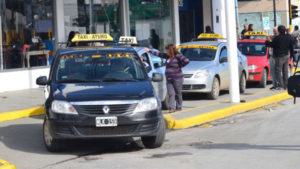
56 46 136 56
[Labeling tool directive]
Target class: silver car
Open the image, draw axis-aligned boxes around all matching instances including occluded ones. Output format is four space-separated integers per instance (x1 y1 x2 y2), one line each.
134 47 169 109
178 41 248 99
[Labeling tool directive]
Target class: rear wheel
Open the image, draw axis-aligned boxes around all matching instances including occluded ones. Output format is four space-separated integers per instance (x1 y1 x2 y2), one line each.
240 72 246 94
208 77 220 100
259 69 267 88
43 118 63 152
141 119 166 148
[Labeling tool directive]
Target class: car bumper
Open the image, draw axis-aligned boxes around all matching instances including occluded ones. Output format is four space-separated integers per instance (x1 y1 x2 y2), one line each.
182 77 211 93
46 110 163 139
247 72 262 81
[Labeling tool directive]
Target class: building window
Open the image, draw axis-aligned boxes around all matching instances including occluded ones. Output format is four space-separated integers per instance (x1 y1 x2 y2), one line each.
129 0 173 50
0 0 54 70
63 0 120 40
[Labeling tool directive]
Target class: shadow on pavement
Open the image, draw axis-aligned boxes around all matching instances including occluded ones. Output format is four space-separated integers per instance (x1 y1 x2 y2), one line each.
189 142 300 151
0 123 144 156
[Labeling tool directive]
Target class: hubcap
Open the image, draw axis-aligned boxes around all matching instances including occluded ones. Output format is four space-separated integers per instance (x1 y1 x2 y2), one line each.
44 122 53 146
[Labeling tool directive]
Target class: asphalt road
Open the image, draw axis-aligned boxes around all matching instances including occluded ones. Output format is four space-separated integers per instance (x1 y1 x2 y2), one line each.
1 89 300 168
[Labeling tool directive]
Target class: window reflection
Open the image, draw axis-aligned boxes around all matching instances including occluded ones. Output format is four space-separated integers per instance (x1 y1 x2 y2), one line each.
1 0 54 69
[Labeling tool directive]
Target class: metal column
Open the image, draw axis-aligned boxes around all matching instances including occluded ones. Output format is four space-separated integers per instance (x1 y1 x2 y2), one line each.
120 0 130 36
54 0 66 47
171 0 180 46
225 0 240 103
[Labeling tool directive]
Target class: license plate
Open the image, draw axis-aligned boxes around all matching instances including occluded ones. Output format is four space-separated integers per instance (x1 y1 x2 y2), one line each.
95 116 118 127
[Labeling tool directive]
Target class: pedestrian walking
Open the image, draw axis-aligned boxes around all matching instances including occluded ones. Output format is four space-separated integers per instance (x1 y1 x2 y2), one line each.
266 25 295 90
268 27 279 90
241 24 249 39
145 45 190 113
291 25 300 64
149 29 160 49
205 25 214 33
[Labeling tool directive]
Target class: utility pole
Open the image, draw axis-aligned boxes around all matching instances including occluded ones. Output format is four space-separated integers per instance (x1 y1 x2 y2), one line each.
225 0 240 103
273 0 277 26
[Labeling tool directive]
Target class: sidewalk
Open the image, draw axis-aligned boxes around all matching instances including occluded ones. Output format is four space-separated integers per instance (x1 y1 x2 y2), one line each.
0 88 293 128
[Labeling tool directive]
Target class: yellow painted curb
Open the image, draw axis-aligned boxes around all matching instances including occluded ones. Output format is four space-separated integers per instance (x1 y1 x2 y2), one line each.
0 106 45 122
164 92 292 129
0 159 16 169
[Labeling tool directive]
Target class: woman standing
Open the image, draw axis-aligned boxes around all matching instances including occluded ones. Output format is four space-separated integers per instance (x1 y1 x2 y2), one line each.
145 45 189 113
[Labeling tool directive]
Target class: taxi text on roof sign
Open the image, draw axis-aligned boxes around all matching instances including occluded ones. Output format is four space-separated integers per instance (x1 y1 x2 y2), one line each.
119 36 138 45
72 33 114 42
197 33 224 39
244 31 267 36
177 45 218 50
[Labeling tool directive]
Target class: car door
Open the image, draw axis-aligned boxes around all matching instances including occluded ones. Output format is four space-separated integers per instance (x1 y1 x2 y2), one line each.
218 46 229 89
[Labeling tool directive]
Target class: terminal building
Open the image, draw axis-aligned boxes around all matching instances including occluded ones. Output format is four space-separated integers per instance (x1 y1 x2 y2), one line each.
0 0 277 92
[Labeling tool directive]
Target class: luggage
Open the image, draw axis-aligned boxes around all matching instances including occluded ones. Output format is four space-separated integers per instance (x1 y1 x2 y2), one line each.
288 56 300 104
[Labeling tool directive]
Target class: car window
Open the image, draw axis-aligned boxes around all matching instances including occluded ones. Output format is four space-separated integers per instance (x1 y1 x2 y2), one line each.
54 52 147 82
150 53 165 68
237 42 267 56
179 48 216 61
141 53 151 66
219 47 227 62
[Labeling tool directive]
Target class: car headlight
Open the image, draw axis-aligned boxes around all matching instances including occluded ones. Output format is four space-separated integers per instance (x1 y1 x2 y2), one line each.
134 97 158 113
248 65 258 71
51 100 78 115
194 70 210 78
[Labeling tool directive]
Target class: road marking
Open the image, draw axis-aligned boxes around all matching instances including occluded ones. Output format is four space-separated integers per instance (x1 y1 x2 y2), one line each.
0 158 16 169
0 106 44 122
164 92 292 129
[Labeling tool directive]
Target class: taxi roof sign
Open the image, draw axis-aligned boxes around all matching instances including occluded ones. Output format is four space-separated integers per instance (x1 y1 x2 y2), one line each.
178 45 218 50
244 31 267 36
197 33 224 39
71 33 114 42
118 36 138 45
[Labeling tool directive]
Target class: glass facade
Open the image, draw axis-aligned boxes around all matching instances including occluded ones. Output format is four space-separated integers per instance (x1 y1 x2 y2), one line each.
63 0 121 40
0 0 54 70
129 0 173 50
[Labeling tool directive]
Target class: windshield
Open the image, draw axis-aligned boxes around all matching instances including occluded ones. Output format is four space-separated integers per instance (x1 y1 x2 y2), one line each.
179 48 216 61
238 42 267 56
54 52 147 83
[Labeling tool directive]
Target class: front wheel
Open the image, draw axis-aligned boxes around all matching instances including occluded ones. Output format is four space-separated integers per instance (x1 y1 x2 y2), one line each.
141 119 166 149
240 72 246 94
208 77 220 100
258 69 267 88
43 118 63 152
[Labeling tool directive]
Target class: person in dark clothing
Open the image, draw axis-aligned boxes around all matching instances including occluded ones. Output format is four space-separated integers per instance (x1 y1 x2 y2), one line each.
67 31 76 47
241 24 250 39
205 25 214 33
248 24 254 31
266 25 294 90
150 29 160 49
145 45 190 113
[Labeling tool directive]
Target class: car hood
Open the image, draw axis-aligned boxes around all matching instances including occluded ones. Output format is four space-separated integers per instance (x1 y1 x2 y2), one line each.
182 61 215 72
246 55 267 66
52 81 154 101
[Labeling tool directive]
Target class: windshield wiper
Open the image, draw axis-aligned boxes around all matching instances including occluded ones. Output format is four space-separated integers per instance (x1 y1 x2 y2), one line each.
101 78 141 82
57 79 101 83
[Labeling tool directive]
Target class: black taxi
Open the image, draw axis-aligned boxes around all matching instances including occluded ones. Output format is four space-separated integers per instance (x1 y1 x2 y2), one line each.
36 34 165 152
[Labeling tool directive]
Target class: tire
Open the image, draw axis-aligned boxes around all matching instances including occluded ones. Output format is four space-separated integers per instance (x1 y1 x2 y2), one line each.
141 119 166 149
43 118 63 152
208 77 220 100
258 69 267 88
240 72 246 94
162 94 169 110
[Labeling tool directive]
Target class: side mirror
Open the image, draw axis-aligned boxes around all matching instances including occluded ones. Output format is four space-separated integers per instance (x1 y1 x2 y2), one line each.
146 66 152 73
36 76 48 86
220 57 228 63
152 73 163 82
154 63 160 69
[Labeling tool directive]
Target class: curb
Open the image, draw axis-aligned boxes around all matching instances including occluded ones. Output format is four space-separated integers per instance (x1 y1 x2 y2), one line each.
0 159 16 169
163 92 292 129
0 106 45 123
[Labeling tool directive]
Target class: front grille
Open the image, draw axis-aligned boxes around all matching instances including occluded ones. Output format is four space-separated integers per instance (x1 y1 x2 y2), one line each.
183 85 192 90
76 125 138 135
52 125 73 134
74 104 137 115
184 74 193 78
